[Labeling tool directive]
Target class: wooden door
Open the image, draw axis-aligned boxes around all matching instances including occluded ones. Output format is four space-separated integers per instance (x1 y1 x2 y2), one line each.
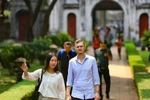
67 13 76 39
139 13 148 38
18 11 30 41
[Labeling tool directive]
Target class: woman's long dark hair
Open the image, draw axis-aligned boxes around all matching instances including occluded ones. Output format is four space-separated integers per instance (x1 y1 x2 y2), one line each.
43 52 59 74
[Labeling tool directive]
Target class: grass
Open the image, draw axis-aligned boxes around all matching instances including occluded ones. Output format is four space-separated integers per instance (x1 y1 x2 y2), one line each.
0 80 36 100
0 66 16 94
135 73 150 100
138 51 150 67
0 59 42 94
136 50 150 100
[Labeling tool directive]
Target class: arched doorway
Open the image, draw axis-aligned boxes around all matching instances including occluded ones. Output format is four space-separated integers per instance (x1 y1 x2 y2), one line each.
16 10 30 41
139 13 149 38
92 0 124 43
67 13 76 39
92 0 123 28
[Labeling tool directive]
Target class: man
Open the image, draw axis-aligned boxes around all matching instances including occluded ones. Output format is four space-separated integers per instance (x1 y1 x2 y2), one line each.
104 27 113 49
95 40 112 99
66 39 100 100
57 41 76 86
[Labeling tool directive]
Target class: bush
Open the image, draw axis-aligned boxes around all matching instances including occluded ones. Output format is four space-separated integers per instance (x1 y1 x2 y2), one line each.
0 39 15 49
134 73 150 100
125 40 149 100
23 36 52 59
0 60 42 100
141 30 150 46
0 45 31 74
124 40 146 73
124 40 139 55
47 35 61 47
0 80 36 100
57 32 74 47
128 56 146 73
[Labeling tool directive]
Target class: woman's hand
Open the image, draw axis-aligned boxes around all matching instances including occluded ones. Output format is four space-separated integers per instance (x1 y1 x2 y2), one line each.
21 62 28 72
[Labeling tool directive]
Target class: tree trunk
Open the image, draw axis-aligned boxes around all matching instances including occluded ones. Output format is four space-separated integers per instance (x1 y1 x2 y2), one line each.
40 0 57 37
0 0 7 26
23 0 43 41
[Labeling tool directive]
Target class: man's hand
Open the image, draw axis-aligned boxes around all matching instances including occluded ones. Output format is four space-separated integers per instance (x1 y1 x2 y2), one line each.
94 92 100 100
66 94 71 100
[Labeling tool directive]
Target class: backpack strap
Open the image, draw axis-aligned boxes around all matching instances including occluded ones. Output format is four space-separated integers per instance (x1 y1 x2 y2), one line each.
58 49 76 58
59 49 64 58
40 69 43 81
71 50 76 57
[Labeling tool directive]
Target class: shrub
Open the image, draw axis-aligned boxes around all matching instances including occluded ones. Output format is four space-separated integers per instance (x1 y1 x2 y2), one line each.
0 80 36 100
124 40 146 73
141 30 150 46
124 40 139 55
0 45 31 74
57 32 74 47
23 36 52 59
0 60 42 100
0 39 15 49
128 56 146 73
47 35 61 47
125 40 149 100
134 73 150 100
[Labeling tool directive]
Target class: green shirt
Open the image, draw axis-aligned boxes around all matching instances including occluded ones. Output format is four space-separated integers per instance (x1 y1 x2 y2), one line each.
95 48 112 67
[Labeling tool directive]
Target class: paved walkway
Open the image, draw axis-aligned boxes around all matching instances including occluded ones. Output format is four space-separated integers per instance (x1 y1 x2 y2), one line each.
86 46 139 100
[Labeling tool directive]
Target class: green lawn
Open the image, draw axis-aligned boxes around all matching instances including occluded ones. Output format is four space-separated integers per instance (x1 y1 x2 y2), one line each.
0 66 16 93
136 50 150 100
0 59 42 94
138 50 150 66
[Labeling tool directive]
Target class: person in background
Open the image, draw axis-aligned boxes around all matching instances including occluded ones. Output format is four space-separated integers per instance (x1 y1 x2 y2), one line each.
95 40 113 100
57 41 77 87
93 27 101 57
21 53 65 100
66 39 100 100
116 25 124 42
115 37 123 60
104 27 114 49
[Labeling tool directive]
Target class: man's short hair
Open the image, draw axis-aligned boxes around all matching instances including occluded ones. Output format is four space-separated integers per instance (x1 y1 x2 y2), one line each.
64 41 72 46
74 39 85 45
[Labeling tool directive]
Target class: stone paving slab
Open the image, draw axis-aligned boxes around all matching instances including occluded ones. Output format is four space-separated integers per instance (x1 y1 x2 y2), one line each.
86 46 139 100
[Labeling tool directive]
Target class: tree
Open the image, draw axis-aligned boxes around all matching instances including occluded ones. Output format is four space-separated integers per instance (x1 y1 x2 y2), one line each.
141 30 150 51
141 30 150 61
0 0 7 26
23 0 57 41
23 0 43 41
40 0 57 37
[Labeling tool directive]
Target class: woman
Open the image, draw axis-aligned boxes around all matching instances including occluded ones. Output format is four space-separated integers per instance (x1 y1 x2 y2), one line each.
93 27 101 57
21 53 65 100
93 27 101 51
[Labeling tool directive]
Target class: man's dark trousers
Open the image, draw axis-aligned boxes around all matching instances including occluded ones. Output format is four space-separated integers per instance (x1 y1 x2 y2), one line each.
98 67 111 97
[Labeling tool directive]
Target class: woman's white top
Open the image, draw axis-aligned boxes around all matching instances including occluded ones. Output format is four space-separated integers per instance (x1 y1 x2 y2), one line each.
22 69 65 100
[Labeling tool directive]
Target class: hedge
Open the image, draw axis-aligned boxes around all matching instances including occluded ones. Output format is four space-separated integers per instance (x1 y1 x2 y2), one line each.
124 40 150 100
124 40 146 73
0 80 36 100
